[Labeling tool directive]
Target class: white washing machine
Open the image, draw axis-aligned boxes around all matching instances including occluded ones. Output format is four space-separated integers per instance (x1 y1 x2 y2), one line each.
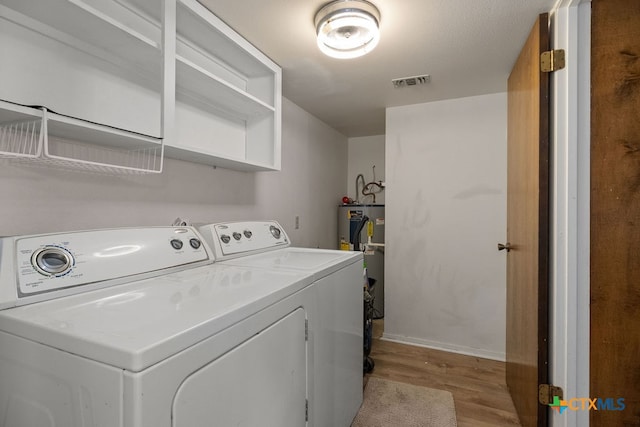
0 226 318 427
197 221 364 427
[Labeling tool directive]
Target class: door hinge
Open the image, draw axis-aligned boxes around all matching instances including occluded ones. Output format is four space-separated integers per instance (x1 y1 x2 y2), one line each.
539 384 564 405
305 319 308 341
540 49 565 72
305 399 309 421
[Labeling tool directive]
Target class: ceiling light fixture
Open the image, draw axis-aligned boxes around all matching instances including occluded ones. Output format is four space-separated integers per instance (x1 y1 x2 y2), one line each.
314 0 381 59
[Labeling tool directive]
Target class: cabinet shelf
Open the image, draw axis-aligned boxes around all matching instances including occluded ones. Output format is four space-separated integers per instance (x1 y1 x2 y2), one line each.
0 0 161 76
176 57 275 120
164 144 278 172
176 0 274 82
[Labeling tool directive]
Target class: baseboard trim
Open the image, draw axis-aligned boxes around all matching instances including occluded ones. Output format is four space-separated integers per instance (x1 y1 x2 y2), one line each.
380 333 506 362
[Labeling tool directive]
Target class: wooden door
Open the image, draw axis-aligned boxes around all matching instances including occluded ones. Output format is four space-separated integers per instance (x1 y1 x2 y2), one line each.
591 1 640 426
505 13 550 427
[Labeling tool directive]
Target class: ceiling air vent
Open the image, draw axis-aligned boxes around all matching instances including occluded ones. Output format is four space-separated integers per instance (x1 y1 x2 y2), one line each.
392 74 431 88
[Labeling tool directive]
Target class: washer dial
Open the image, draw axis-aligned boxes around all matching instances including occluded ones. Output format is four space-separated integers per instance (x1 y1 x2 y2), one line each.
32 246 74 276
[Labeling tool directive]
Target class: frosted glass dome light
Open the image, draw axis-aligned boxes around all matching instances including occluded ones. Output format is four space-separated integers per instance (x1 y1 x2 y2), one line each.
315 0 381 59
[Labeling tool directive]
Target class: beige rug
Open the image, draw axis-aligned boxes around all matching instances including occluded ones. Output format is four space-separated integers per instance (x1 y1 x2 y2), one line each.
351 378 458 427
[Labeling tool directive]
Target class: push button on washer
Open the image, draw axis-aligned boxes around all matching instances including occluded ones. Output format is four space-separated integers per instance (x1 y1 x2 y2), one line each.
189 238 201 249
269 225 281 239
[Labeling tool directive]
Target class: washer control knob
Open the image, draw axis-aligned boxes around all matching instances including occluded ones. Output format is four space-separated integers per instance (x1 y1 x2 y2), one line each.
32 246 73 276
243 230 253 239
170 239 183 250
232 232 242 241
220 234 231 244
269 225 281 239
189 238 201 249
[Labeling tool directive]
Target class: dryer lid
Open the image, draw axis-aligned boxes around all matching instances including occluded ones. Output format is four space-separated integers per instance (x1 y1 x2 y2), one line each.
221 247 362 280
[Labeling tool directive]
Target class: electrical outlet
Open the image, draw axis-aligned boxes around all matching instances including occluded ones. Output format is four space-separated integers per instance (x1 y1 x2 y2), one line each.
295 216 300 229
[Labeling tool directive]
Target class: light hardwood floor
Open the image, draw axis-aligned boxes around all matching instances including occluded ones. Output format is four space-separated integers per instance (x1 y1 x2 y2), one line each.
366 320 521 427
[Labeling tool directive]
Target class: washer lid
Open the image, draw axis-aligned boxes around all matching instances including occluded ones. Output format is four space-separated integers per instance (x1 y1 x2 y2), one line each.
221 247 362 280
0 264 313 372
0 227 212 310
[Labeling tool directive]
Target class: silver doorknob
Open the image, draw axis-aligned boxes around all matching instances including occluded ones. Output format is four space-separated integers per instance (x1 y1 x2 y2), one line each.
498 243 512 252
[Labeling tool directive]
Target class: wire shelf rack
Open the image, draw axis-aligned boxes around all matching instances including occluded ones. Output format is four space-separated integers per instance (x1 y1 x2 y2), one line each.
0 101 163 174
0 118 42 159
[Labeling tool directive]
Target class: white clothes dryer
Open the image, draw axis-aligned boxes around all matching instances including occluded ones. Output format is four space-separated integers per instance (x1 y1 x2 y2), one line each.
0 226 317 427
197 221 364 427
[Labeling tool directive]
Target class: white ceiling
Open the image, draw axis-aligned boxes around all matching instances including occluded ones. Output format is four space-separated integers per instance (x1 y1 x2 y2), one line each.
198 0 557 137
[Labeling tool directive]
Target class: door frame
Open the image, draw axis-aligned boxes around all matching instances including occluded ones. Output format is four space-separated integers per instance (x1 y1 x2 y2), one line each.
548 1 591 427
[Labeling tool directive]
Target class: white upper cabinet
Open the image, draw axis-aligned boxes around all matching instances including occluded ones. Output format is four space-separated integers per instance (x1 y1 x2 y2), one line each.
0 0 282 173
0 0 165 173
0 0 163 137
166 0 282 171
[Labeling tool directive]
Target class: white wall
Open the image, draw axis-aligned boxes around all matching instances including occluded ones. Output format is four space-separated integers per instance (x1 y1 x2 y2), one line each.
255 100 348 248
0 98 347 249
347 135 385 204
385 92 507 360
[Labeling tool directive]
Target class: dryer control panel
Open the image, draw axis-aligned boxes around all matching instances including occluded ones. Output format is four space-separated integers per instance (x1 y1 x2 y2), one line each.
198 221 290 260
0 227 212 309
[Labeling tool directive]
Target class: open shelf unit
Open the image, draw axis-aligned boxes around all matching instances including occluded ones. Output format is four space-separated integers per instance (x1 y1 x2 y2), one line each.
0 0 164 137
0 0 281 173
166 0 281 171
